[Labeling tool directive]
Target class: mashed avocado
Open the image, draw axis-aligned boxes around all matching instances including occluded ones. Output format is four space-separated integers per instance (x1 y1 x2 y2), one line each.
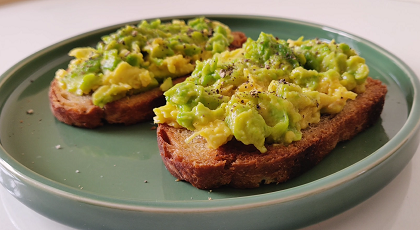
55 17 234 107
153 32 369 153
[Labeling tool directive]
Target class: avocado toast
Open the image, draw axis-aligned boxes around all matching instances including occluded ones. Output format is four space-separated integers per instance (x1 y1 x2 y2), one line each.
49 17 246 128
154 33 387 189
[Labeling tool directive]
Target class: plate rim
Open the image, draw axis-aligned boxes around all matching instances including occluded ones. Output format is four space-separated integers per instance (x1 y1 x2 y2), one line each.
1 14 419 213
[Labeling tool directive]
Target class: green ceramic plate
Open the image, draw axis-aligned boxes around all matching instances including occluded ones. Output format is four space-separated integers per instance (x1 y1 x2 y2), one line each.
0 15 419 230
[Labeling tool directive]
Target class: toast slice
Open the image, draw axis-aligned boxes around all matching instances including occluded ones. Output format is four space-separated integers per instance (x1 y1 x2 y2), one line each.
49 32 247 128
156 77 387 189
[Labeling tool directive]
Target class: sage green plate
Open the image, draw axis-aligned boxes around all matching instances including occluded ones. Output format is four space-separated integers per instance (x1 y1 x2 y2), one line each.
0 15 419 230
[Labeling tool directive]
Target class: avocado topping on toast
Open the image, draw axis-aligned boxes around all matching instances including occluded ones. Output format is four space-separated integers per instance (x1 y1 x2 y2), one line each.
55 17 234 107
153 32 369 152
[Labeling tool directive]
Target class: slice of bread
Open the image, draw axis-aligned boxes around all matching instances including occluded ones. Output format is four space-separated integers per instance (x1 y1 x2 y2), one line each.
49 32 247 128
156 77 387 189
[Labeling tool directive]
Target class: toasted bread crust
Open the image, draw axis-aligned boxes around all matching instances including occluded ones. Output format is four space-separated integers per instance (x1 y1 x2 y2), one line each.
157 78 388 189
49 79 104 128
49 32 247 128
229 31 247 50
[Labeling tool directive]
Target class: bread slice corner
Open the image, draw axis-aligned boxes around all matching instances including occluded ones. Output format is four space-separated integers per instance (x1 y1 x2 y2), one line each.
48 76 187 128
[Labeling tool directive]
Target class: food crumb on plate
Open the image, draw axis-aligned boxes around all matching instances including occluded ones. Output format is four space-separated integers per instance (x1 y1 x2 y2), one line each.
75 170 80 173
55 145 62 149
26 109 34 114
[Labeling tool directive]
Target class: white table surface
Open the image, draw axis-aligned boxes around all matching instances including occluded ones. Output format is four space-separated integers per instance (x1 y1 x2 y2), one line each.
1 0 420 229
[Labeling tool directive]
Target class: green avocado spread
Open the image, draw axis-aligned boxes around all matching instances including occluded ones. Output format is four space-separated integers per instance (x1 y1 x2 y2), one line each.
55 17 233 107
153 32 369 153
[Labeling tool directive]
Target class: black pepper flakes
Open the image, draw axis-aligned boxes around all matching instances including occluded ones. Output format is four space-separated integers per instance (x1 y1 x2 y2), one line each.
250 90 260 97
220 69 226 78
